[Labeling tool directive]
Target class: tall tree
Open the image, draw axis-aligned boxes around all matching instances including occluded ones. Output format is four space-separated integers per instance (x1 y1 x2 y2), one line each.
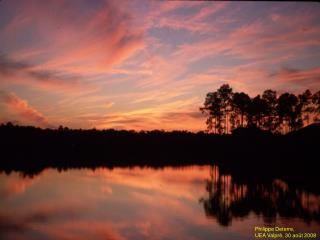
217 84 233 133
298 89 313 125
201 91 223 133
232 92 251 128
277 93 301 133
247 95 268 127
262 90 277 131
312 90 320 122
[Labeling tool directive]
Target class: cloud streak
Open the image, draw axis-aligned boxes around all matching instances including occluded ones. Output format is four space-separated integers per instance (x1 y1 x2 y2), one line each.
0 55 95 93
0 91 50 127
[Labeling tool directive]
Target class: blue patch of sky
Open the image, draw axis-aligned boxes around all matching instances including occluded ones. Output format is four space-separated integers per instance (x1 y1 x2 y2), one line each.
129 0 152 17
213 2 280 33
277 2 320 16
259 44 320 73
278 48 320 70
181 53 250 77
0 1 13 31
148 26 208 51
76 0 105 11
165 3 203 19
1 25 46 54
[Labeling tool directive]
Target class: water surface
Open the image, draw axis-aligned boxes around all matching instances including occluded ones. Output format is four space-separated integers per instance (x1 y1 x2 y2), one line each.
0 166 319 240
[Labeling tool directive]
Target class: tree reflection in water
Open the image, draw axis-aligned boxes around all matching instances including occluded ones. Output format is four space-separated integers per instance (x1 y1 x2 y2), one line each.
199 165 320 226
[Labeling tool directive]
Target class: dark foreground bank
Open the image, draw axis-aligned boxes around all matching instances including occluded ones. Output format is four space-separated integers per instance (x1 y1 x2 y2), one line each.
0 123 319 192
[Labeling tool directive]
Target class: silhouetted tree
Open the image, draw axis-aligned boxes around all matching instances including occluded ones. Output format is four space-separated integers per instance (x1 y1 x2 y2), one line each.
312 90 320 122
201 84 233 134
232 92 251 128
202 84 319 134
277 93 301 133
217 84 233 133
297 90 312 125
262 90 278 131
247 95 268 127
200 91 223 133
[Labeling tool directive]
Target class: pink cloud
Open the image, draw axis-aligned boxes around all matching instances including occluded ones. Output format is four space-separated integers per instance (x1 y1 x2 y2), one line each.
151 2 226 33
191 2 227 22
270 67 320 82
0 0 145 91
72 97 205 131
155 17 214 33
0 55 97 93
268 67 320 92
0 91 50 127
73 109 205 131
170 8 320 64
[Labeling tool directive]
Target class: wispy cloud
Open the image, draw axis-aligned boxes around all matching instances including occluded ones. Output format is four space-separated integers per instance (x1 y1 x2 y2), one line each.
0 55 95 93
0 91 50 127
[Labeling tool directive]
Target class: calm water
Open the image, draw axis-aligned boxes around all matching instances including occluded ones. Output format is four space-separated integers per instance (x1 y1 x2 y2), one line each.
0 166 319 240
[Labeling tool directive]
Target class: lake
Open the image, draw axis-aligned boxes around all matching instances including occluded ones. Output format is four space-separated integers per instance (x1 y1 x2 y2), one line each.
0 165 319 240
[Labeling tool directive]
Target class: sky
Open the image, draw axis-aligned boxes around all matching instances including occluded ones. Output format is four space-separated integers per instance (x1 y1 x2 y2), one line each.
0 0 320 131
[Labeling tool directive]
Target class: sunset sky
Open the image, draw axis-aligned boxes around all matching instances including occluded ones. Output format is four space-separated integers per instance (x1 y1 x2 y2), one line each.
1 0 320 131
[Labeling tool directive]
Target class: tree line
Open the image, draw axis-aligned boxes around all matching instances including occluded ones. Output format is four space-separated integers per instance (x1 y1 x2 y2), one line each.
200 84 320 134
